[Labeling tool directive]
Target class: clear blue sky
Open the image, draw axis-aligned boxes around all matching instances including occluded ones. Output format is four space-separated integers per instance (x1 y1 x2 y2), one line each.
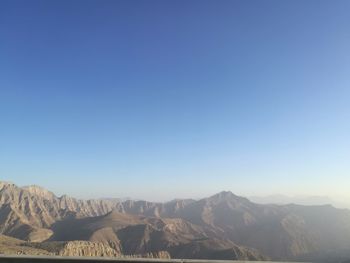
1 0 349 201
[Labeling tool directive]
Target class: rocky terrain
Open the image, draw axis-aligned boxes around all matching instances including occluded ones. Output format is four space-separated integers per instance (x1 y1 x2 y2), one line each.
0 234 51 255
0 234 171 258
1 181 350 261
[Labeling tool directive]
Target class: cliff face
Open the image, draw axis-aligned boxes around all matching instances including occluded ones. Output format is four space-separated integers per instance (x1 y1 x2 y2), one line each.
49 240 171 259
58 241 120 257
56 241 171 259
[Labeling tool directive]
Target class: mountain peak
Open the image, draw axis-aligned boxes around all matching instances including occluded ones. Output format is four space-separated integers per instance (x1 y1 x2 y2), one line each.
210 191 237 199
207 191 252 205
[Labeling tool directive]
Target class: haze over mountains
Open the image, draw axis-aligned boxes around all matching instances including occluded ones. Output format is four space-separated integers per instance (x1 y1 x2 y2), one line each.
250 195 350 210
1 181 350 262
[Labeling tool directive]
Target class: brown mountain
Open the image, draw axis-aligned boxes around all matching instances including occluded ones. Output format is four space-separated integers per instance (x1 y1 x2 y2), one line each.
150 191 350 260
116 190 350 260
0 182 118 241
0 182 266 260
1 181 350 261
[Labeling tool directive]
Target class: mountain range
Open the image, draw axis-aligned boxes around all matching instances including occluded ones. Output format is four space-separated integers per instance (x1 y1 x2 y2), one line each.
0 181 350 262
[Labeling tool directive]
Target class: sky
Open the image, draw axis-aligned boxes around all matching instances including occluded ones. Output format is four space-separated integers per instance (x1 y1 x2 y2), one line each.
0 0 350 202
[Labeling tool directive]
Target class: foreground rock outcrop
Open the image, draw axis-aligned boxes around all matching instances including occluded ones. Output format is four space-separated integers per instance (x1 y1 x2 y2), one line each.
57 241 120 257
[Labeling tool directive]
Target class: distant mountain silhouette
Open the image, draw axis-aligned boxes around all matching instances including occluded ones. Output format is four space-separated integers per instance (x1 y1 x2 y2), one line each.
250 194 350 209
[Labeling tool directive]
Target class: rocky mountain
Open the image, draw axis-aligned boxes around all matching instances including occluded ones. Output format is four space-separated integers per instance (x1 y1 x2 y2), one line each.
158 191 350 260
0 182 118 242
117 190 350 260
1 181 350 261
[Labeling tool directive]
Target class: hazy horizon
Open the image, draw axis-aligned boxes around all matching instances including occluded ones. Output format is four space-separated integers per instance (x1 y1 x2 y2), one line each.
2 179 350 210
1 1 350 202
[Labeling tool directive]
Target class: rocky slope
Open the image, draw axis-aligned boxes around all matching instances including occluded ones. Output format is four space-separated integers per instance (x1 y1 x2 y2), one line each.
49 241 121 257
0 234 171 259
0 234 52 255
